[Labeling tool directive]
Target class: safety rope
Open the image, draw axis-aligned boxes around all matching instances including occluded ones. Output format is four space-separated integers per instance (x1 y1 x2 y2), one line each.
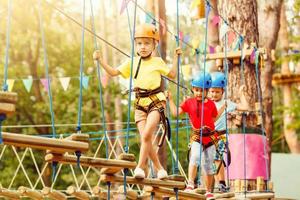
90 0 108 159
197 1 211 186
254 50 270 189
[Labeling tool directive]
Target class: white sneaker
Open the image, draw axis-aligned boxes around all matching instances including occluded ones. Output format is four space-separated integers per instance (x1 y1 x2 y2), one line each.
157 169 168 180
134 167 145 179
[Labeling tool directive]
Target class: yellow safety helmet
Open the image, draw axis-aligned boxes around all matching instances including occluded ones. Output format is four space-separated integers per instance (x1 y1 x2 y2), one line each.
134 23 160 41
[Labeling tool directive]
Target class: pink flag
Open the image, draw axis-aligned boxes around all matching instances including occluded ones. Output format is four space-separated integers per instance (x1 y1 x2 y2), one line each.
212 15 220 26
250 49 256 63
228 31 236 46
159 18 166 35
40 78 49 93
179 31 183 40
209 45 215 53
120 0 130 15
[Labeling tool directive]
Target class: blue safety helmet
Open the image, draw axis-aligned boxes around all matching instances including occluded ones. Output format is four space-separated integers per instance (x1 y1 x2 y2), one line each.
191 72 212 89
211 72 226 88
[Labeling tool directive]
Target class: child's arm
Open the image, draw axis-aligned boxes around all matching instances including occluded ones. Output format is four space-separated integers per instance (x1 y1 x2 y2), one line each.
167 47 182 79
93 50 121 76
165 91 184 117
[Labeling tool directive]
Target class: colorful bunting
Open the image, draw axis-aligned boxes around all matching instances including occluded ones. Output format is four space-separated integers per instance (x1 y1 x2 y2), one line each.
145 12 155 24
7 79 15 92
22 77 33 92
59 77 71 91
250 49 256 63
209 45 215 53
40 79 49 93
228 31 236 47
120 0 130 15
220 23 228 39
82 76 89 90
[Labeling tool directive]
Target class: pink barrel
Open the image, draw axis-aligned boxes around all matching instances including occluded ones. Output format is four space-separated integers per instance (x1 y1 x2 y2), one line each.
227 134 269 180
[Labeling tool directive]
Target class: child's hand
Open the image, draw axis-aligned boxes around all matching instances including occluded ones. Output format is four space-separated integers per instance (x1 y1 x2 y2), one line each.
174 47 182 57
93 50 103 62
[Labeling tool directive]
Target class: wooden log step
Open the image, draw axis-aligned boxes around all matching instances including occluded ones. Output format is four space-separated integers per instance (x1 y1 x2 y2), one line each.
100 175 186 189
235 192 275 199
2 132 89 154
45 154 137 169
66 186 90 200
151 187 206 200
206 48 265 61
117 153 136 162
18 186 43 200
65 133 89 143
0 102 16 116
117 186 138 200
166 174 185 182
0 188 21 200
100 153 136 175
42 187 67 200
0 91 18 104
92 186 117 199
214 192 235 199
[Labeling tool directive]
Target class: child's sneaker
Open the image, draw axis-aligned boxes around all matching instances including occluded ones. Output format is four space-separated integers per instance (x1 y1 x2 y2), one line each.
134 167 145 179
218 183 228 193
184 183 194 192
157 169 168 179
205 192 215 200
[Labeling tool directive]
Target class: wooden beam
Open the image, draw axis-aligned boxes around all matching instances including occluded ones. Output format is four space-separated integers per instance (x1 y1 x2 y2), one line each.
235 192 275 199
272 73 300 85
151 187 206 200
45 154 137 169
0 91 18 104
100 175 185 189
0 188 21 200
18 186 43 200
65 134 89 143
0 102 16 116
2 132 89 154
100 153 137 175
41 187 67 200
206 48 265 61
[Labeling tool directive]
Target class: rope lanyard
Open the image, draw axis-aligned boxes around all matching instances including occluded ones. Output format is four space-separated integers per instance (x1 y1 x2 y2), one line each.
89 0 108 159
197 1 211 186
76 0 86 133
254 50 270 187
174 0 181 175
37 0 56 139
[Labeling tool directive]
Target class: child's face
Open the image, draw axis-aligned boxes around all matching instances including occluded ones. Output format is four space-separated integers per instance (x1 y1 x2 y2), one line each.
192 87 207 101
135 37 155 58
209 87 223 101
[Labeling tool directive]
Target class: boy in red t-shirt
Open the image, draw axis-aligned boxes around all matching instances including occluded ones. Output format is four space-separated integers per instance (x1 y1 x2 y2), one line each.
167 72 217 199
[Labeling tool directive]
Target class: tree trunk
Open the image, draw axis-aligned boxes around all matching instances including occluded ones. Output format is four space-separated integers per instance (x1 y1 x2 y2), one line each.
257 0 283 167
208 0 219 47
278 3 300 153
218 0 259 127
158 0 167 60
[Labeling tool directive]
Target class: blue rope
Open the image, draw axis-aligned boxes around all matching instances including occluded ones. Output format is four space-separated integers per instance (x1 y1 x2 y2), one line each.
125 0 137 154
254 50 270 188
90 0 108 159
76 0 86 133
107 181 111 200
0 114 6 144
38 0 56 138
197 1 211 186
2 0 12 92
174 0 181 175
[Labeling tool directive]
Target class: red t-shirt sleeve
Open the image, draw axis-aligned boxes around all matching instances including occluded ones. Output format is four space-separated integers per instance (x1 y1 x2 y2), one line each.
180 99 189 113
211 100 218 118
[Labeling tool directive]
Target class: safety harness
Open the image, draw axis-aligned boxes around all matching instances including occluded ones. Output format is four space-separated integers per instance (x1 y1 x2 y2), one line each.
133 57 170 147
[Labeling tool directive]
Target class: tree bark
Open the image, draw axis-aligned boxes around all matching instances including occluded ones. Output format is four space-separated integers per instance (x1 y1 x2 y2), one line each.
278 3 300 153
258 0 283 161
218 0 259 127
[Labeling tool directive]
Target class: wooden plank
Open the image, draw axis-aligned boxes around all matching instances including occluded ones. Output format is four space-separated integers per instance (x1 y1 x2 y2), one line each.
151 187 206 200
18 186 43 200
65 134 89 143
41 187 67 200
0 188 21 200
206 48 265 61
100 175 186 189
2 132 89 154
272 73 300 85
0 91 18 104
66 186 90 200
118 153 136 162
45 154 137 169
235 192 275 199
214 192 235 199
166 174 185 182
101 153 136 175
0 102 16 116
117 186 138 200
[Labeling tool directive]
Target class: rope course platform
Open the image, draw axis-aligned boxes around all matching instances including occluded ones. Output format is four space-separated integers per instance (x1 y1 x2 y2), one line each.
66 186 90 200
41 187 67 200
272 73 300 85
100 174 186 190
0 187 21 200
0 91 17 116
18 186 43 200
150 187 206 200
1 132 89 154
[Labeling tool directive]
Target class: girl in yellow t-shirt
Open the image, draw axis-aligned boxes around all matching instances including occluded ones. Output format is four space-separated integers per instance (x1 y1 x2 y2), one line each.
93 23 181 179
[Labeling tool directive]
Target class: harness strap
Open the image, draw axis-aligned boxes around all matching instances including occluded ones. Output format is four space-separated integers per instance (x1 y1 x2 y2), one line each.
134 87 163 98
134 57 142 79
